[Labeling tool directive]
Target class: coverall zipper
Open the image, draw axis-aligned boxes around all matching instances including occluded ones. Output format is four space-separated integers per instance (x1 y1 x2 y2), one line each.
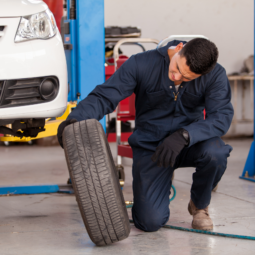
173 92 179 101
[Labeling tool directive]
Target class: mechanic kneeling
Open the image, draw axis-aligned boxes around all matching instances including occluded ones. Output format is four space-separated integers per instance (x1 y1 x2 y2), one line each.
58 38 233 232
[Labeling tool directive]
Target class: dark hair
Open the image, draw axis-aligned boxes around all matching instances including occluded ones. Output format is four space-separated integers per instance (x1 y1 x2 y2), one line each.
179 38 219 75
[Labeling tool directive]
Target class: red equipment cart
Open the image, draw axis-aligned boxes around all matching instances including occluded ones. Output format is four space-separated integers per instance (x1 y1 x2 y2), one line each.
113 38 160 166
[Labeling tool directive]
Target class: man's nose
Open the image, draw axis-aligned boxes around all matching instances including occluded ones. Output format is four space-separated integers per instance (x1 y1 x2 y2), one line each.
175 72 182 80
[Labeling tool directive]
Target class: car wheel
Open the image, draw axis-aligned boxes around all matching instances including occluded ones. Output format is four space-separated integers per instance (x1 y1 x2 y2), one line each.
63 119 130 246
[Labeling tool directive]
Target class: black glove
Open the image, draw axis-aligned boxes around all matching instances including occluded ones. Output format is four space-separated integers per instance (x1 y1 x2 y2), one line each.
151 129 189 168
57 119 77 148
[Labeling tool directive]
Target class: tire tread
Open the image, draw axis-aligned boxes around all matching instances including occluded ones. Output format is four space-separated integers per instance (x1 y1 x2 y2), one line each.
63 119 130 246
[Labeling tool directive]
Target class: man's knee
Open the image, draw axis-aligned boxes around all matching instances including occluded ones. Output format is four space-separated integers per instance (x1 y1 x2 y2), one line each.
133 214 166 232
132 206 169 232
204 147 227 166
197 138 232 168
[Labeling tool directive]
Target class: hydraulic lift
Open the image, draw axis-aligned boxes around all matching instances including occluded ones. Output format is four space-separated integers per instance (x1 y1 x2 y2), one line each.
0 0 105 195
0 0 153 195
240 17 255 182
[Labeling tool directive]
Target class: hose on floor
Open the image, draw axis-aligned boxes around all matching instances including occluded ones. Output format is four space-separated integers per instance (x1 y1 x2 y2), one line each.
126 185 255 240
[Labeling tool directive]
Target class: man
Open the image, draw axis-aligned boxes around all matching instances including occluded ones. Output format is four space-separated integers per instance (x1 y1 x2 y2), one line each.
58 38 233 232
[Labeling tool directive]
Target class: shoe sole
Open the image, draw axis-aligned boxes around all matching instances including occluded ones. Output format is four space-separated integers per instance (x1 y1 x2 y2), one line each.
188 202 213 231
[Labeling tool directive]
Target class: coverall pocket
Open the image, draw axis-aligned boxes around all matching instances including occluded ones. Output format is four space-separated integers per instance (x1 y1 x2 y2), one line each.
146 90 167 109
181 91 204 109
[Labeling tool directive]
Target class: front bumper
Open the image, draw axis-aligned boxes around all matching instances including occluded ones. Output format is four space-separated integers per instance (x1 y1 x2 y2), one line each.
0 17 68 119
0 76 59 108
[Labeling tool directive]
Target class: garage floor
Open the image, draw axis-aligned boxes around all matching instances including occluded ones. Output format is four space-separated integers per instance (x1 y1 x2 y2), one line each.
0 138 255 254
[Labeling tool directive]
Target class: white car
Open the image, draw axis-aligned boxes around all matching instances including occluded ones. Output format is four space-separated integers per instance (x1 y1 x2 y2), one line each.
0 0 67 137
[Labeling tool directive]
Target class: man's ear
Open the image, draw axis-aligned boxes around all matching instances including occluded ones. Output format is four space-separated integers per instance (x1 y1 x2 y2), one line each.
174 42 184 53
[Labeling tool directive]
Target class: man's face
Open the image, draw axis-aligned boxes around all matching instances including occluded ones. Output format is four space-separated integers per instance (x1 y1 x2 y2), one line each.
168 44 201 83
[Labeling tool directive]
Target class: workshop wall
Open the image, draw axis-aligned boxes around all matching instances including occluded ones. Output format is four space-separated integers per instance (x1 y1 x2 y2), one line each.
105 0 253 75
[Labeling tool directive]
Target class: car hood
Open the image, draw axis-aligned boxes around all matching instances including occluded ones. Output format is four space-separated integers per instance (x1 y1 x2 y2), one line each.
0 0 48 18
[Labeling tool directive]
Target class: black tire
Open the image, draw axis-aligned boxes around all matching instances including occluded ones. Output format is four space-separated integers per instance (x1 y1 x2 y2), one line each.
63 119 130 246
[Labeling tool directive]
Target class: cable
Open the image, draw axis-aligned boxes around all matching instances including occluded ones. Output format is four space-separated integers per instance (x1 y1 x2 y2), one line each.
129 219 255 240
170 185 176 202
161 224 255 240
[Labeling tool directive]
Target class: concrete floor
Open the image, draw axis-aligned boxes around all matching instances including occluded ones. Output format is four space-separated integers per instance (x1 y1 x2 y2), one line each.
0 138 255 254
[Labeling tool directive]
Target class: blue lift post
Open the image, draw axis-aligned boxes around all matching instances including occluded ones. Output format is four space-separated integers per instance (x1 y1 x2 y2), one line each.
240 143 255 182
65 0 106 131
0 0 106 195
240 6 255 183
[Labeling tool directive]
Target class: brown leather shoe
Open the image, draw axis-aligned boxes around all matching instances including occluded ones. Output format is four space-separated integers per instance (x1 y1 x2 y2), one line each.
188 199 213 231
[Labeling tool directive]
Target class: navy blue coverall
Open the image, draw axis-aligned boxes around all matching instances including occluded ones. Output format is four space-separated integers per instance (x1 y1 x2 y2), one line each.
68 40 234 232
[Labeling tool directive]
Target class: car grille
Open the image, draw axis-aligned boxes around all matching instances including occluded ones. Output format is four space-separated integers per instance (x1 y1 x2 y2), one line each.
0 26 5 40
0 76 59 108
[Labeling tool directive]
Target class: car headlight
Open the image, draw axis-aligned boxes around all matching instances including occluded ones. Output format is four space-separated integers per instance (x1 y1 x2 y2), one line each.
15 9 57 43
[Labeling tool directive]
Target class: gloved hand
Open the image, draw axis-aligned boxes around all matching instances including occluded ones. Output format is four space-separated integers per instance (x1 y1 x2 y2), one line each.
151 129 189 168
57 119 77 148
